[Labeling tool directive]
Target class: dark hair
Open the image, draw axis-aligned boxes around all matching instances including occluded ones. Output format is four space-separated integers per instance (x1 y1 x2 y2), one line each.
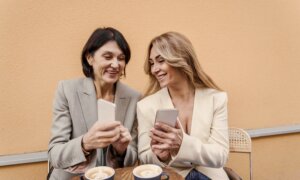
81 27 131 79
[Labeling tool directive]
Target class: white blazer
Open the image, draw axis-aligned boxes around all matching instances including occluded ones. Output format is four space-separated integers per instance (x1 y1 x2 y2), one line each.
137 87 229 180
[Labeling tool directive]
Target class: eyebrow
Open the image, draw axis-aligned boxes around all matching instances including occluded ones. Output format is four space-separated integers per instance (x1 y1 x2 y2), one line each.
149 55 161 61
102 51 124 56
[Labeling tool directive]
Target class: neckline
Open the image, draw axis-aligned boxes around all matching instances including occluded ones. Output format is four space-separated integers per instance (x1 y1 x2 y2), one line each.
162 87 197 135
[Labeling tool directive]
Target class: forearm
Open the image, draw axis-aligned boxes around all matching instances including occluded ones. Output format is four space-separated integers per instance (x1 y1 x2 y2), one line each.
123 144 137 167
64 150 97 174
48 135 88 169
171 133 228 168
107 137 138 167
138 133 168 166
139 147 169 167
124 120 138 167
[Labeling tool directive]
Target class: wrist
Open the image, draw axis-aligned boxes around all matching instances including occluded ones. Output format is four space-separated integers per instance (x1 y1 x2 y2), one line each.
109 145 126 168
81 135 91 156
158 154 171 163
113 146 126 157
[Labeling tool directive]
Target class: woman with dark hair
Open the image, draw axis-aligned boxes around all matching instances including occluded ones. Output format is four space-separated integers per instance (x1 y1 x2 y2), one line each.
137 32 229 180
48 27 140 180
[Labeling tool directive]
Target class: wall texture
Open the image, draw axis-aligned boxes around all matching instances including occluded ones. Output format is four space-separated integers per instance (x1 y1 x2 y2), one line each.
1 0 300 179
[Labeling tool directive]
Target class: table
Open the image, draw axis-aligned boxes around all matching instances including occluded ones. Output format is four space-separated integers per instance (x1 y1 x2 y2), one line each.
72 166 184 180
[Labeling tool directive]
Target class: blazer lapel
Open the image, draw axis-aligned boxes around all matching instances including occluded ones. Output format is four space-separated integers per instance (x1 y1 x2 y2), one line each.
159 87 209 135
159 87 188 131
159 88 175 109
77 78 98 130
190 88 209 136
115 81 130 125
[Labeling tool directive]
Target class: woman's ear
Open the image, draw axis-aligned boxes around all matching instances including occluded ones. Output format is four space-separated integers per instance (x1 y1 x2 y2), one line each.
86 54 93 65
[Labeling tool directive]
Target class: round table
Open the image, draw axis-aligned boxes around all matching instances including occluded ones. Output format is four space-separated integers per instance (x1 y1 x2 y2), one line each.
73 166 184 180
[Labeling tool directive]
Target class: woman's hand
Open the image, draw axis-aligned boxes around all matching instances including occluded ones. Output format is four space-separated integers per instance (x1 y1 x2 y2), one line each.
150 139 171 162
112 125 132 155
82 121 121 151
150 120 183 156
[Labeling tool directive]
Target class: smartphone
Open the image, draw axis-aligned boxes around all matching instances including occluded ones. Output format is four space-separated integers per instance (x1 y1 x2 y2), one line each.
155 109 178 127
97 99 116 122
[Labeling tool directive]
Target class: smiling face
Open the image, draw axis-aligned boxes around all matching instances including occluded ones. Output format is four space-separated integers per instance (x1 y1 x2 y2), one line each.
87 40 125 85
149 45 182 88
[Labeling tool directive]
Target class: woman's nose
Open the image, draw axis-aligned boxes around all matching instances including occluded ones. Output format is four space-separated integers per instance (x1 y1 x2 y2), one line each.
111 59 119 68
152 64 160 73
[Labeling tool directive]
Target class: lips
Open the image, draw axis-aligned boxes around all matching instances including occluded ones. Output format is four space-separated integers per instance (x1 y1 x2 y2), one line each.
156 73 166 81
105 70 119 77
107 71 118 74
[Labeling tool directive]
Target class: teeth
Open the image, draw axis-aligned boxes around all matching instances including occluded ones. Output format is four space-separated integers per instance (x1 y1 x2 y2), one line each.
157 74 165 81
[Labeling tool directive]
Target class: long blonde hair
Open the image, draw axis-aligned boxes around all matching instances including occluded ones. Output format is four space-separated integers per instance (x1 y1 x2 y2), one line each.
144 32 221 96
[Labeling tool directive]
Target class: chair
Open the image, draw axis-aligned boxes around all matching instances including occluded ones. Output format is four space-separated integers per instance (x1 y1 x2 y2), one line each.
47 159 50 173
47 159 54 180
228 127 253 180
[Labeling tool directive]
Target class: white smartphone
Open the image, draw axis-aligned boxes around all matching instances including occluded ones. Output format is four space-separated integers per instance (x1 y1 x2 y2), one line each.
97 99 116 122
155 109 178 127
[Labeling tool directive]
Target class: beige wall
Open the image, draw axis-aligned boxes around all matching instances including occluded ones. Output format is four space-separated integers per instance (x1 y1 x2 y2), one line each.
1 0 299 179
0 162 47 179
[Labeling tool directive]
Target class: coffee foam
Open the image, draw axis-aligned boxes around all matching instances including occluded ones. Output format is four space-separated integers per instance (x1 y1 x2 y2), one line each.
85 166 114 180
133 164 162 178
137 169 160 177
90 171 110 179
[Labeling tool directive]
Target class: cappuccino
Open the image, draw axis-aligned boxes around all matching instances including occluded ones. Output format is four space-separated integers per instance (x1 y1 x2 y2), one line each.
85 166 115 180
133 164 164 180
136 168 161 177
89 171 110 179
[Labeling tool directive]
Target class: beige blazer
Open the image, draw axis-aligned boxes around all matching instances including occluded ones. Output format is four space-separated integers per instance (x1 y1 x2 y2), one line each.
137 87 229 180
48 78 141 180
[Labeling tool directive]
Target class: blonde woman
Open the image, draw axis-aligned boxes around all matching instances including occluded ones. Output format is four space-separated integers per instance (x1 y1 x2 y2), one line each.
137 32 229 180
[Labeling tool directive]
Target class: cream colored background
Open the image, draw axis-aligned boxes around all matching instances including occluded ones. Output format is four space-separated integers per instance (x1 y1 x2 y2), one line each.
1 0 300 179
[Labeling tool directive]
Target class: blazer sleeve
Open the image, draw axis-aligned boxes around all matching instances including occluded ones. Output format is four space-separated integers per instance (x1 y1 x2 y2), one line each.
106 114 138 168
170 92 229 168
123 114 138 166
48 81 95 169
123 93 142 167
137 103 168 167
106 92 141 168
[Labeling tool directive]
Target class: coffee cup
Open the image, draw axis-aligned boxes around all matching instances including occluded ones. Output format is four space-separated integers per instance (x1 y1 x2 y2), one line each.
133 164 169 180
84 166 115 180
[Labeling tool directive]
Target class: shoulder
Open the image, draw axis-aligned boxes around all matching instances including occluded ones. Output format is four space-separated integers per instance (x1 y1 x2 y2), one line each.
199 88 228 107
137 88 164 108
202 88 227 99
53 78 89 105
116 81 141 99
56 77 88 94
136 89 162 118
